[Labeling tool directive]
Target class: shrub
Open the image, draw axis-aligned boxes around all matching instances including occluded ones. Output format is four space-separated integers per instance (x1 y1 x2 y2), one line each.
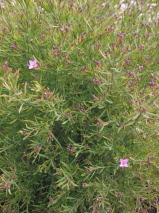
0 0 159 212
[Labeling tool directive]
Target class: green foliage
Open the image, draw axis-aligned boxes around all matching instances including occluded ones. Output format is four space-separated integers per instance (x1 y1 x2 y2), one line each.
0 0 159 212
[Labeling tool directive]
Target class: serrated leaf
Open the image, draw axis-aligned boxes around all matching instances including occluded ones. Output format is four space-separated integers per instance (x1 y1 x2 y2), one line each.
3 82 11 90
19 103 24 114
14 92 23 96
132 112 140 120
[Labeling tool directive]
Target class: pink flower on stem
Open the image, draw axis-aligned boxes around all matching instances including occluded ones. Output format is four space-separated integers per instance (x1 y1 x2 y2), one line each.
28 58 38 69
119 159 129 167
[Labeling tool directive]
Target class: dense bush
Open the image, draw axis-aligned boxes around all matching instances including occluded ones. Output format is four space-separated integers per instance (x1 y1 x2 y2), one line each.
0 0 159 212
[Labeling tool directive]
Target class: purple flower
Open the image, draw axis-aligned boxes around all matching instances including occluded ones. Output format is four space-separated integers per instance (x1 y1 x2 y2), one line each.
154 199 158 203
119 159 129 167
138 66 144 71
28 58 38 69
82 183 87 187
40 34 46 38
66 22 72 26
149 82 156 86
119 193 123 198
12 45 17 49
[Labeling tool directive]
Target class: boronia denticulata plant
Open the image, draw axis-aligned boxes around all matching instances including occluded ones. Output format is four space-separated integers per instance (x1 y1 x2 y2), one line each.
0 0 159 212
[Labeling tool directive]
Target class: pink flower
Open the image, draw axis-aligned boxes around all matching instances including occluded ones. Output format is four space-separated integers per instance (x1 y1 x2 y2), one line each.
119 159 129 167
28 58 38 69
